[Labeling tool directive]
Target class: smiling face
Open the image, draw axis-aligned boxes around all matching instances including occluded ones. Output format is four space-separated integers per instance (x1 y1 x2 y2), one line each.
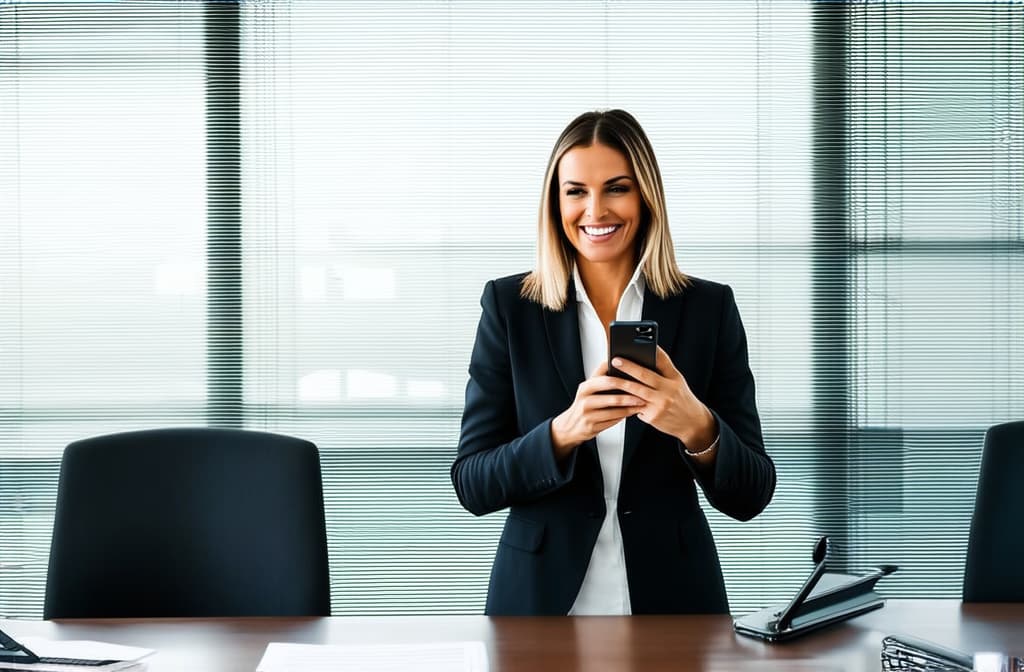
557 142 644 273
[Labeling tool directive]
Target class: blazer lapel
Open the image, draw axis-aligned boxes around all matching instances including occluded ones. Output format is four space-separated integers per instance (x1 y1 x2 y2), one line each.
543 300 585 403
622 286 686 474
542 295 604 476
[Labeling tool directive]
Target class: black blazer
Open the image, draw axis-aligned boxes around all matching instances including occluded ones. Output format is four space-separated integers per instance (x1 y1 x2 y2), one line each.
451 272 776 615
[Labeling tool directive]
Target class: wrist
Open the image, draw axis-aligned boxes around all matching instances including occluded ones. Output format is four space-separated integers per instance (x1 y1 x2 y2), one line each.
678 405 717 452
685 432 719 458
550 415 577 459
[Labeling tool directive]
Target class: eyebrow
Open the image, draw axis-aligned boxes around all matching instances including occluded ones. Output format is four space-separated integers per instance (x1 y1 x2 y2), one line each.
561 175 634 187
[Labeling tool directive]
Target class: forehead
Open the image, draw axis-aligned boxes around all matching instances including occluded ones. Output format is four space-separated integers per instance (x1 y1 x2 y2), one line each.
557 142 634 181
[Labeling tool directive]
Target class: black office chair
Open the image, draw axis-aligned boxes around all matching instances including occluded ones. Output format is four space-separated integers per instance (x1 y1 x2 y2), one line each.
962 420 1024 602
44 427 331 618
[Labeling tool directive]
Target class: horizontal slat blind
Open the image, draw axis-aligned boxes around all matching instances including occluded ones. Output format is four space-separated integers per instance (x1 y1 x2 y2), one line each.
845 3 1024 595
0 2 207 618
241 0 816 614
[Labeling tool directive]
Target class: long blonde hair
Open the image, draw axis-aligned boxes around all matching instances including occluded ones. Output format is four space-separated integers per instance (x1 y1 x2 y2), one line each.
521 109 688 310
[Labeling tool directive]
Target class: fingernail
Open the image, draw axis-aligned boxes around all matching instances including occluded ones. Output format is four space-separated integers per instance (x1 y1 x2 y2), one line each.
612 358 623 366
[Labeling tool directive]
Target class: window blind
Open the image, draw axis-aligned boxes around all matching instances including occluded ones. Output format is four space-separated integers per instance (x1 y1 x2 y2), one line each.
844 2 1024 594
0 2 207 617
240 0 816 614
1 1 1021 619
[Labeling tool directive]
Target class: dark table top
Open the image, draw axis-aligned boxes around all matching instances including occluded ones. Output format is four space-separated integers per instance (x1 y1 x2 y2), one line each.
3 600 1022 671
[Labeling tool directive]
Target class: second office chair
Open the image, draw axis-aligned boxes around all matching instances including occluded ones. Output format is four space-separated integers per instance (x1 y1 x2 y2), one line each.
44 427 331 618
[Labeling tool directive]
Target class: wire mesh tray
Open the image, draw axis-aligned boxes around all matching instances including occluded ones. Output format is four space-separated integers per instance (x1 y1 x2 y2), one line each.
882 635 1023 672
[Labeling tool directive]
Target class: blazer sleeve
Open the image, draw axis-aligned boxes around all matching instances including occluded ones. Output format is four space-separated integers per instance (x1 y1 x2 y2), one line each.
682 284 776 522
450 280 577 516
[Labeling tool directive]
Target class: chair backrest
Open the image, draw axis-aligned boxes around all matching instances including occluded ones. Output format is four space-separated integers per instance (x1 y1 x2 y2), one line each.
44 427 331 618
962 420 1024 602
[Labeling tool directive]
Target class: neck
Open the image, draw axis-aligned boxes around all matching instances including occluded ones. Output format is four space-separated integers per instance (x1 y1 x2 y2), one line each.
577 257 637 319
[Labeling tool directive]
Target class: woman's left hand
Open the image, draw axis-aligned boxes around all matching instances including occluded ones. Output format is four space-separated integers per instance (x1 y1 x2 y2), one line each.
611 346 717 451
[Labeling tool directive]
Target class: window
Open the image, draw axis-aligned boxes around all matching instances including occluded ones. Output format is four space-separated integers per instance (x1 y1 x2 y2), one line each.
0 4 207 616
242 1 813 613
845 3 1024 592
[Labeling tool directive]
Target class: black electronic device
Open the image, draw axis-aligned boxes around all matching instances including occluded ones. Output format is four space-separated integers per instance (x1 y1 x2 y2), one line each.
733 536 898 642
0 626 120 666
0 626 37 664
608 320 658 382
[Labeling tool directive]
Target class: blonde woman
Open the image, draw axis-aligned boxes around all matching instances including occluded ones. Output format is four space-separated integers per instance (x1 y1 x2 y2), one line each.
452 110 775 616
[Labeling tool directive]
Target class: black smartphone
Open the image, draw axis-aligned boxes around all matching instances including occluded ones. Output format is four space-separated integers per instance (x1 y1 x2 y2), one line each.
608 320 658 383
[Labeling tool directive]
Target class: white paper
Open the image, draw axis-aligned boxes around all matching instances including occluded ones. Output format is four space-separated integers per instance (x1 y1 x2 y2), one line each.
1 638 154 672
256 640 489 672
974 652 1024 672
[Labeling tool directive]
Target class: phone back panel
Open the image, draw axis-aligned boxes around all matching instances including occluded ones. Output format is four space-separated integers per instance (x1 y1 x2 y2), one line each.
608 320 658 380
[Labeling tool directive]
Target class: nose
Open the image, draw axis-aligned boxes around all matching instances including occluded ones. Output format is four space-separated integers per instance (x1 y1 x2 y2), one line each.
585 194 607 220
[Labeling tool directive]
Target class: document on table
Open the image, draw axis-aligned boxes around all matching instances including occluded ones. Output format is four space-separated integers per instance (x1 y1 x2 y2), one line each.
256 641 489 672
0 637 154 672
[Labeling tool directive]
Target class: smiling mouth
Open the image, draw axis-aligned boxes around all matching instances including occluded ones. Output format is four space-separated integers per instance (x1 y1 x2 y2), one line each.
581 224 622 237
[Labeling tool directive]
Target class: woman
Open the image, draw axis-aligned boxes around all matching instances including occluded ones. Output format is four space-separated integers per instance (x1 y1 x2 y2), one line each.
451 109 775 616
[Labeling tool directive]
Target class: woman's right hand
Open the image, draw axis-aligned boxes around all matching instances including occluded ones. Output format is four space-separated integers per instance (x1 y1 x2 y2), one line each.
550 362 645 461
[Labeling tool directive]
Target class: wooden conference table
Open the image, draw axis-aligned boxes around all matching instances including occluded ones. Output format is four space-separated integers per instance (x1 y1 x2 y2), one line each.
3 600 1022 671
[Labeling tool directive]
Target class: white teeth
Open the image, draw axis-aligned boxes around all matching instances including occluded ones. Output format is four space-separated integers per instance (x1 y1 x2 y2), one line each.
584 225 618 236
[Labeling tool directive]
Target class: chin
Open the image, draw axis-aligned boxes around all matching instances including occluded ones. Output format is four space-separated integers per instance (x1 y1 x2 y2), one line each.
578 248 631 265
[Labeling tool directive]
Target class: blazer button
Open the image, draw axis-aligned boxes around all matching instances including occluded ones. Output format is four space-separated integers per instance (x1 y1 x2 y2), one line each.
621 509 633 516
586 511 601 519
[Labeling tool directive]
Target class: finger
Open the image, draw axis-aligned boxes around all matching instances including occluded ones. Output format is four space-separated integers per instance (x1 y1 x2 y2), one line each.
591 405 641 421
590 375 657 402
577 364 612 397
582 374 632 397
610 357 661 388
588 407 642 427
586 393 644 409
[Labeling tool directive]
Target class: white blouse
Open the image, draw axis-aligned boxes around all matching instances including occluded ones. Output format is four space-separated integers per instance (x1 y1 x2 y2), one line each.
567 264 645 616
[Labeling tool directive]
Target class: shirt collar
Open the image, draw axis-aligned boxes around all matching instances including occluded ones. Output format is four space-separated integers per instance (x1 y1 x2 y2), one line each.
573 263 646 309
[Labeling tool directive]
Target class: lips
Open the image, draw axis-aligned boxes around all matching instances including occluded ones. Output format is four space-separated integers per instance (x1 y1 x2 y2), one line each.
581 224 623 239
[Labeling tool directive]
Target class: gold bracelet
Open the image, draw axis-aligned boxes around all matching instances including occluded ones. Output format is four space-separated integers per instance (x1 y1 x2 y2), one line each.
685 433 720 458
